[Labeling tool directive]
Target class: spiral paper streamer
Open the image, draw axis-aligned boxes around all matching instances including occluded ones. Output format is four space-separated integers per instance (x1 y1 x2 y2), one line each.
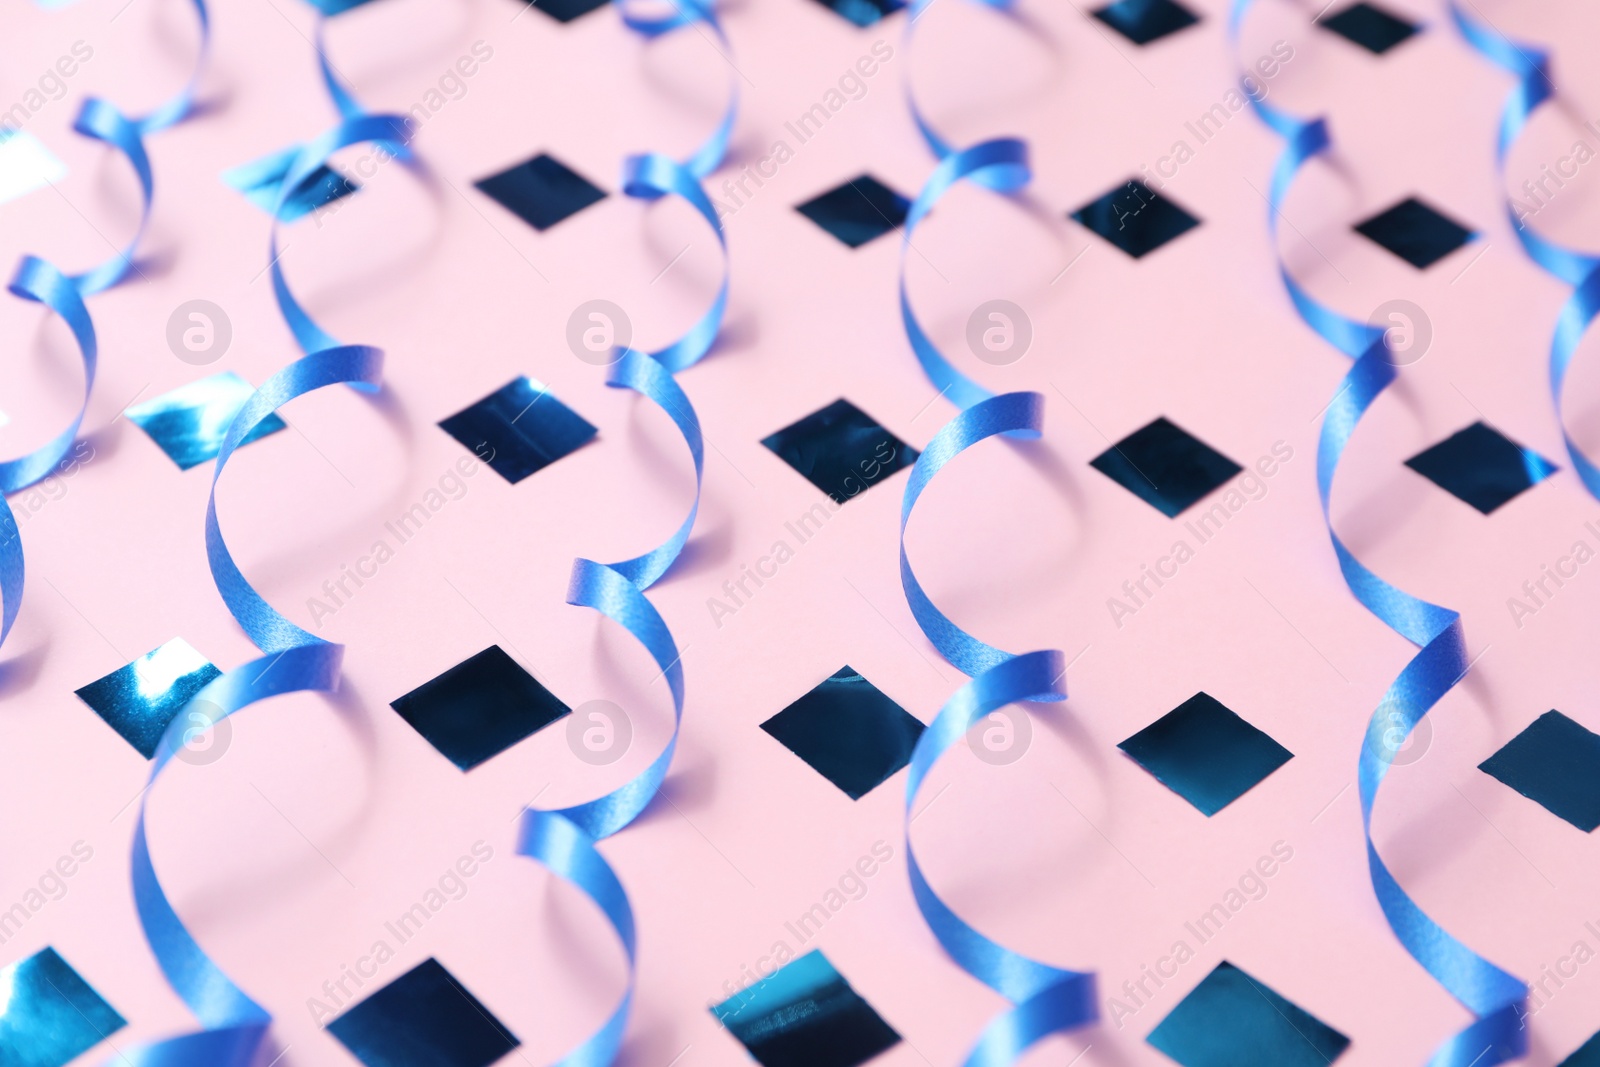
1229 2 1528 1062
0 0 210 650
1447 5 1600 500
510 2 731 1063
890 6 1098 1064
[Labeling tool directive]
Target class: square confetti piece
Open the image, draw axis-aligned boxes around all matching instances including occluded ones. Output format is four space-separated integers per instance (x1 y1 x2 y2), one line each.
126 371 288 471
1090 416 1242 518
1404 421 1557 514
438 376 598 485
1146 961 1351 1067
74 637 222 759
474 153 606 231
1320 2 1420 54
1479 710 1600 832
0 947 126 1067
761 399 917 504
326 958 520 1067
390 645 570 771
808 0 904 27
515 0 614 21
1119 692 1293 815
1091 0 1201 45
1352 196 1475 269
222 144 359 222
760 666 924 799
795 175 911 249
711 949 901 1067
1071 178 1200 258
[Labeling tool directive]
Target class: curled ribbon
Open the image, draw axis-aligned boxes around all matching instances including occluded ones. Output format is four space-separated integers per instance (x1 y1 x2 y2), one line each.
510 3 730 1062
0 0 210 649
109 117 403 1065
1446 6 1600 500
1230 2 1528 1062
892 7 1095 1063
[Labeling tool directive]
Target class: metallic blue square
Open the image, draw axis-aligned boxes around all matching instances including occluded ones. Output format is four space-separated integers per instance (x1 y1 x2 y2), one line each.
1090 416 1242 518
0 947 127 1067
710 950 900 1067
474 153 606 231
1091 0 1200 44
1072 179 1200 258
1353 196 1475 269
808 0 904 27
126 371 288 471
327 957 520 1067
1320 2 1420 54
390 645 570 771
1146 961 1350 1067
1479 710 1600 832
74 638 223 759
1561 1031 1600 1066
1405 421 1557 515
760 666 924 800
1119 693 1293 816
517 0 610 22
222 145 360 222
303 0 382 14
438 376 597 485
795 175 911 249
761 399 917 505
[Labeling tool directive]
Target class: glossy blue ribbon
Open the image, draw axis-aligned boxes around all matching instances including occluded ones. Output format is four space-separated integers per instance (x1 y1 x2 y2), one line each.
0 0 210 654
1446 5 1600 502
898 394 1094 1067
1231 2 1527 1061
512 6 730 1061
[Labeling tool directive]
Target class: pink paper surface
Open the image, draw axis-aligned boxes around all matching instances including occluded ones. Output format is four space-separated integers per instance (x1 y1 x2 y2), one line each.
3 0 1600 1063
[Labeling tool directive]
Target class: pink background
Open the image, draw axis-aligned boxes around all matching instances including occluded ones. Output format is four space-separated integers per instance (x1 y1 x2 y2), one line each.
4 0 1600 1063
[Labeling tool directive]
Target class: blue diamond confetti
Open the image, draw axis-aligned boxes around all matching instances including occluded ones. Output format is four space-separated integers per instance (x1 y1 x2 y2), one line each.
1146 961 1351 1067
1090 416 1242 518
1091 0 1200 45
762 399 917 505
760 666 924 800
1560 1031 1600 1066
1119 693 1293 816
1353 196 1475 269
1072 179 1201 258
391 645 570 771
303 0 382 13
1319 2 1420 54
438 376 598 485
327 958 520 1067
808 0 904 27
795 175 911 249
516 0 611 22
126 371 288 471
1404 421 1557 514
0 947 127 1067
1479 710 1600 832
474 153 606 231
222 145 360 223
711 949 901 1067
74 638 222 760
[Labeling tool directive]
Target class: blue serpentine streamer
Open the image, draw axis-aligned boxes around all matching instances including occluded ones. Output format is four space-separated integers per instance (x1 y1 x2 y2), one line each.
1229 2 1528 1062
1446 7 1600 500
103 112 406 1065
0 0 210 652
891 11 1098 1063
510 2 730 1063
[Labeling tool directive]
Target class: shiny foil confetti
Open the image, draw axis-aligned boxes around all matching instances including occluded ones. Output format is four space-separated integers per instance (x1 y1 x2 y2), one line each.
1118 692 1293 815
760 666 924 799
794 175 911 249
1091 0 1201 45
1071 179 1201 258
1146 961 1350 1067
390 645 570 770
437 376 598 484
473 152 607 231
1479 710 1600 832
761 399 917 504
1404 421 1557 515
222 145 360 222
1352 196 1476 269
0 947 126 1067
1090 416 1243 518
73 638 223 759
125 371 288 471
326 957 520 1067
710 949 901 1067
